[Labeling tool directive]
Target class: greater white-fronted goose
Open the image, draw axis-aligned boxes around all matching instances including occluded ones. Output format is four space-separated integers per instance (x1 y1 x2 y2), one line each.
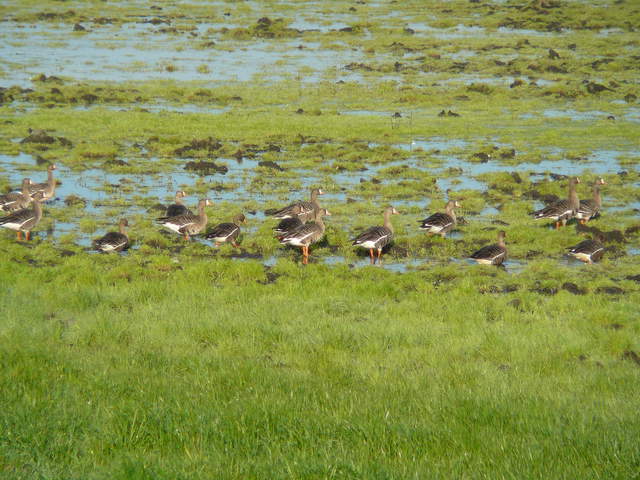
165 190 191 217
274 214 303 240
271 188 324 219
206 214 246 247
28 164 57 201
419 200 460 237
532 177 580 228
0 178 33 212
352 206 400 264
156 198 212 240
94 218 130 252
567 238 604 264
280 208 331 264
0 192 44 241
576 178 605 224
470 230 507 265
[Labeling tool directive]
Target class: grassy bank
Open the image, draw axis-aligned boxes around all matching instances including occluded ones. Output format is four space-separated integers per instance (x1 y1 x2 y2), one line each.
1 252 640 478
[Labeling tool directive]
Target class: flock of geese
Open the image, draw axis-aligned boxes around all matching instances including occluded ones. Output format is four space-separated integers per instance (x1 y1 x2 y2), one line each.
0 164 608 266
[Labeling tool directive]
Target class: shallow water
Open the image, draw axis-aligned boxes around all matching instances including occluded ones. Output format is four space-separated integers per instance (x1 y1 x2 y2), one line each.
0 22 362 86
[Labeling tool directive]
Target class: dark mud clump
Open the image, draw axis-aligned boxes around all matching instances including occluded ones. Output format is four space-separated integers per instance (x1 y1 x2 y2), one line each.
525 189 559 204
596 286 624 295
585 82 614 94
575 223 625 243
21 131 56 144
229 250 262 260
438 110 460 117
64 195 86 207
345 63 374 72
605 323 624 330
257 266 280 285
562 282 586 295
103 159 130 168
258 160 285 171
147 203 167 213
479 284 519 294
530 282 557 295
81 93 99 104
621 350 640 367
625 274 640 283
184 161 228 175
624 224 640 236
32 74 63 83
175 137 223 156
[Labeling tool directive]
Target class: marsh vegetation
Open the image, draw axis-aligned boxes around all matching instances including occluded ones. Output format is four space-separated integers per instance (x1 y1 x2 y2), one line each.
1 0 639 478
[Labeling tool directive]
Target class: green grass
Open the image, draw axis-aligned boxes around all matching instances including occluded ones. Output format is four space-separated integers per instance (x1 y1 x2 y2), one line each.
2 0 640 477
1 252 640 479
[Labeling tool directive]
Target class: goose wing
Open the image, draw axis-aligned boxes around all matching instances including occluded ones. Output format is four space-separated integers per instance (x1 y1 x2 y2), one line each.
271 201 314 219
419 212 454 230
281 222 323 245
0 192 29 212
94 232 129 252
274 217 303 235
0 206 37 230
27 182 48 196
577 199 598 219
352 226 392 248
470 244 507 264
166 204 191 217
568 239 605 262
568 239 604 255
156 211 197 228
532 199 572 219
206 222 239 240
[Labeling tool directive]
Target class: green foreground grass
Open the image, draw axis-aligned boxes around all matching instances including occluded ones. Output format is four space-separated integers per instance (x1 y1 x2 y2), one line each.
1 252 639 479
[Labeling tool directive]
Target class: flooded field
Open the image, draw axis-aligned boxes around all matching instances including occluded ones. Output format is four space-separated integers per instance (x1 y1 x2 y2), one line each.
2 1 640 479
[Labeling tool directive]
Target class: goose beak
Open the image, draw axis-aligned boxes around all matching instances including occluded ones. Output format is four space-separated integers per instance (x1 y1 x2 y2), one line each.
324 210 332 216
318 189 325 195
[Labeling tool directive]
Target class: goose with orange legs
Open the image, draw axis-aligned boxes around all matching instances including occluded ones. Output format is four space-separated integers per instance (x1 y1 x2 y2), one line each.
532 177 580 228
0 192 44 241
156 198 212 240
352 206 399 264
280 208 330 264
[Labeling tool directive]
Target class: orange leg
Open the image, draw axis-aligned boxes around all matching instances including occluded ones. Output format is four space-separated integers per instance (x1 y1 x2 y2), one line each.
377 248 383 263
232 241 239 248
369 248 374 264
25 231 30 241
16 231 22 241
555 221 560 229
184 233 190 241
302 246 309 264
580 219 586 225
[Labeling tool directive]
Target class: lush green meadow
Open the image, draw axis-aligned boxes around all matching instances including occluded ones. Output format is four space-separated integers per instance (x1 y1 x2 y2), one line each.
2 251 640 479
1 0 640 478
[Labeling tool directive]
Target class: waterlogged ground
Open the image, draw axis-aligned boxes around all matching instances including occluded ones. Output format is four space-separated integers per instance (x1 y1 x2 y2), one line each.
1 0 640 478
